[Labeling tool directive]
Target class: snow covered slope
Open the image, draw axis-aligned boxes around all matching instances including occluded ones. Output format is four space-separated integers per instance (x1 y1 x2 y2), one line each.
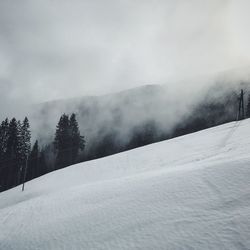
1 120 250 250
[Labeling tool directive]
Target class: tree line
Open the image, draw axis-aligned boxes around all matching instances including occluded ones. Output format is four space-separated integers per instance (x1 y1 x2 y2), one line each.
0 113 85 192
2 91 250 192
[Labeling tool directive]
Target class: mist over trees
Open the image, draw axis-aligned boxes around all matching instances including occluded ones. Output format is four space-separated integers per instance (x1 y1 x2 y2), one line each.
0 113 85 192
1 83 250 192
54 113 85 169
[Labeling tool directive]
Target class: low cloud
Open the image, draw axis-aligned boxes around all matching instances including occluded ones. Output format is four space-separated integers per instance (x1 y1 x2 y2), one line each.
0 0 250 120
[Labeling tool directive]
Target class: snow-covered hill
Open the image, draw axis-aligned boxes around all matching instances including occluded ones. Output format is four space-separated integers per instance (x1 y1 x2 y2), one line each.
1 120 250 249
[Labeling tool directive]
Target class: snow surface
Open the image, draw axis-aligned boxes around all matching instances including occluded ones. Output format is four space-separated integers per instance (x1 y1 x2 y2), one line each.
1 120 250 250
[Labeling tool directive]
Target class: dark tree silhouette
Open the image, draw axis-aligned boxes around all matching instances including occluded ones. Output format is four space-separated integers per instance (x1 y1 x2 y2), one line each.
246 94 250 118
5 118 20 188
54 114 71 169
54 113 85 169
69 113 85 164
19 117 31 184
0 118 9 191
27 140 39 181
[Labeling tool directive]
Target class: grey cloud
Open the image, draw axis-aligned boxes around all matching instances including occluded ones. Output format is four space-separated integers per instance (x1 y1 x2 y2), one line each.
0 0 250 120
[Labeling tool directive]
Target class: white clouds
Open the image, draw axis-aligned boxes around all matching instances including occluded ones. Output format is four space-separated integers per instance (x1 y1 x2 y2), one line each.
227 0 250 66
0 0 249 115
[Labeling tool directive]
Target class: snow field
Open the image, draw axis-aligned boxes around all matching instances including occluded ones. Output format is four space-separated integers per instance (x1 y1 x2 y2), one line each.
0 120 250 249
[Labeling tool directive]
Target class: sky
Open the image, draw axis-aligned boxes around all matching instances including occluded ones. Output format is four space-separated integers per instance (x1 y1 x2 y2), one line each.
1 0 250 118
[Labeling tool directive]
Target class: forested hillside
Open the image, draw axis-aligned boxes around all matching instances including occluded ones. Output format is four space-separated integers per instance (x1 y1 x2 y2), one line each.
33 81 250 160
1 80 250 192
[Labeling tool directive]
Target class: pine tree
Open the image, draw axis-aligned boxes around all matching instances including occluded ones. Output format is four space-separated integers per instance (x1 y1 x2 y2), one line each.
246 94 250 118
54 113 85 169
0 116 33 191
0 118 9 156
26 142 48 181
0 118 9 164
69 113 85 164
54 114 71 169
21 117 31 157
5 118 20 188
19 117 31 184
0 118 9 190
27 140 39 181
16 120 24 184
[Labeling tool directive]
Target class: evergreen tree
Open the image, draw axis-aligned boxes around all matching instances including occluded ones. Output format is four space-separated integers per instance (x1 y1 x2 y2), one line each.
21 117 31 157
54 114 71 169
0 118 9 156
19 117 31 184
5 118 20 188
16 120 23 184
54 113 85 169
26 142 48 181
0 118 9 190
69 113 85 164
246 94 250 118
27 140 39 181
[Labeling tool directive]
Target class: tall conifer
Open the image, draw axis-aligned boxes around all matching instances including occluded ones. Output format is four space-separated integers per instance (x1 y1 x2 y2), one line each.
69 113 85 164
54 114 71 169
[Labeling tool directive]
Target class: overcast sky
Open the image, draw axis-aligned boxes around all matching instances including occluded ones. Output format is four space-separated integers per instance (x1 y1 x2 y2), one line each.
1 0 250 117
